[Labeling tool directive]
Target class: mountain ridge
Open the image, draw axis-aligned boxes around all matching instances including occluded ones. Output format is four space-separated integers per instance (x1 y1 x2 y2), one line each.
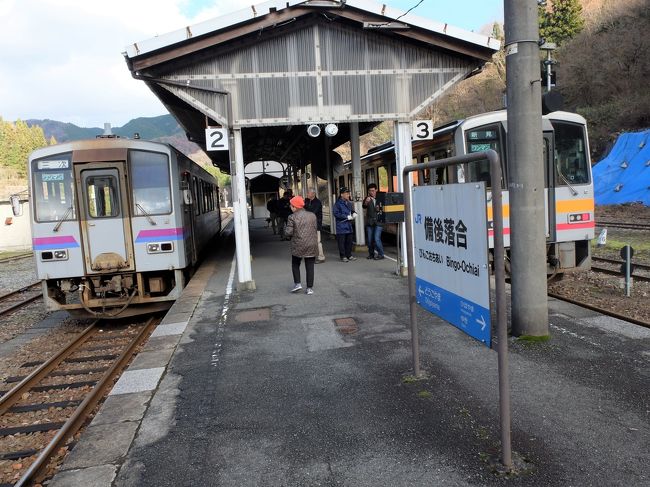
25 114 201 156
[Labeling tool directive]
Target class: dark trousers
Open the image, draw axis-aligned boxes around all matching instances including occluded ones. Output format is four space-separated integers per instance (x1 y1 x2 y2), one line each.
292 255 315 287
336 233 353 258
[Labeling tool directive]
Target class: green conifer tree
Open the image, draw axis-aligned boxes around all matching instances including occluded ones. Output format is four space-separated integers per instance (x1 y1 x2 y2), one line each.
539 0 585 46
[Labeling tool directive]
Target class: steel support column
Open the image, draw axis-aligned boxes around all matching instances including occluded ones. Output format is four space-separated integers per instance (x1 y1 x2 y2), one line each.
232 128 255 290
394 121 412 274
350 122 365 246
505 0 548 335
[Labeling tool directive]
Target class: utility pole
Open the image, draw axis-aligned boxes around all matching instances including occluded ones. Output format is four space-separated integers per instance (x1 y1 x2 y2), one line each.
504 0 549 336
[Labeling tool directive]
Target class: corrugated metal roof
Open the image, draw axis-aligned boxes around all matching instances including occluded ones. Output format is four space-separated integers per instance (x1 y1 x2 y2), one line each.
123 0 500 59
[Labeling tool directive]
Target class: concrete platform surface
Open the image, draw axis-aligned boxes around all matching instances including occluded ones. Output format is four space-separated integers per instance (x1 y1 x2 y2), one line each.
51 219 649 487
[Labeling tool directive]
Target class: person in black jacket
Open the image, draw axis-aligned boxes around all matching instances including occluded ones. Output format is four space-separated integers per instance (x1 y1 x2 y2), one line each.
305 188 325 263
266 195 279 234
362 183 384 260
276 191 292 240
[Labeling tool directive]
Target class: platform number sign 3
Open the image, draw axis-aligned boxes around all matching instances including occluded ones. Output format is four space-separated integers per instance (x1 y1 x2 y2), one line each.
205 128 229 152
412 120 433 140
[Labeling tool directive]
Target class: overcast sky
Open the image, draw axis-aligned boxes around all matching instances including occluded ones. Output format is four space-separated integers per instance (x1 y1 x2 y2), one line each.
0 0 503 128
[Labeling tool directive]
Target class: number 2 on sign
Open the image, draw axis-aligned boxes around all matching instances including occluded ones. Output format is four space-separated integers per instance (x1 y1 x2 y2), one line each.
412 120 433 140
205 128 229 151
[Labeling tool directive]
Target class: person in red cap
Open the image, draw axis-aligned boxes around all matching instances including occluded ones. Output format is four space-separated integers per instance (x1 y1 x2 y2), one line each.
285 195 318 295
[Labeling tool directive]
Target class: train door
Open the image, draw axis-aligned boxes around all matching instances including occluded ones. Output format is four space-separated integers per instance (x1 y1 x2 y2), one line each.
544 132 556 241
76 163 134 273
179 172 197 266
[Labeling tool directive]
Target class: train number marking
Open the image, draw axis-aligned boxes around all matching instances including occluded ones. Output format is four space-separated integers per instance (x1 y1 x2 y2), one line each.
205 128 229 151
412 120 433 140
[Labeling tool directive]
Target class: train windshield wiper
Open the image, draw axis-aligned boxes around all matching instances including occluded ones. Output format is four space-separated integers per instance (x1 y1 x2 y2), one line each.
556 165 579 196
53 206 74 232
136 204 157 225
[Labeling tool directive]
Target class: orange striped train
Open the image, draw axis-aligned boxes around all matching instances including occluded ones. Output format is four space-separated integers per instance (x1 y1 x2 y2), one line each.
335 110 594 276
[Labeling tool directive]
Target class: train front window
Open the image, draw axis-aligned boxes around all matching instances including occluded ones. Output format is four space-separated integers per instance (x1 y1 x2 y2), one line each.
378 166 389 192
464 124 504 188
552 121 589 185
86 175 119 218
31 153 76 222
130 150 172 215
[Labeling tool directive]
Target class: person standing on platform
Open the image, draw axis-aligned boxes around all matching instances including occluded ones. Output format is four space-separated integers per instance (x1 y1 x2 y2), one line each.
332 187 357 262
276 191 292 240
305 188 325 263
285 195 318 295
362 183 384 260
266 195 278 235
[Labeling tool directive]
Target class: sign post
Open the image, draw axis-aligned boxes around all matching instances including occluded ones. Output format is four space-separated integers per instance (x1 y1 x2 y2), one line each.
402 150 511 469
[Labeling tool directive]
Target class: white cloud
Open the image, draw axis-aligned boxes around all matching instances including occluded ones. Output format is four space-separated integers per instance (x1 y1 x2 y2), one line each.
0 0 252 127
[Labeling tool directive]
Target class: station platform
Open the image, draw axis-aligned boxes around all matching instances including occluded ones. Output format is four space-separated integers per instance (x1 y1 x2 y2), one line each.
51 218 649 486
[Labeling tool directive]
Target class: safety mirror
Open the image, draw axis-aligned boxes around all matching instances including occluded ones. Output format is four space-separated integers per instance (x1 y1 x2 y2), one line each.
9 195 22 217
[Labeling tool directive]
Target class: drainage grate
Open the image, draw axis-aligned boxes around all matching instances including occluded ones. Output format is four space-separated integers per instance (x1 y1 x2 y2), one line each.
334 317 358 334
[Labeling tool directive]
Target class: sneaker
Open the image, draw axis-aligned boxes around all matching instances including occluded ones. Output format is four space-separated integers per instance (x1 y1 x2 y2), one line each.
291 283 303 293
341 257 349 262
374 255 385 260
306 288 314 295
348 256 357 261
366 255 374 259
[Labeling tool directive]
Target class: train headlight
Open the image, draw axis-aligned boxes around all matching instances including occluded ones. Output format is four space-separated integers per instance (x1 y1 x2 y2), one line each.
53 250 68 260
41 249 68 261
147 242 173 253
568 213 591 223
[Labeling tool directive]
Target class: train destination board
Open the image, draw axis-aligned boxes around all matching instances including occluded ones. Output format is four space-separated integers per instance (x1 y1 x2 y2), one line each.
412 183 491 347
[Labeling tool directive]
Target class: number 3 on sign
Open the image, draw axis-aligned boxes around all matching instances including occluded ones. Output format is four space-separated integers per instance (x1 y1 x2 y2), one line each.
412 120 433 140
205 128 229 151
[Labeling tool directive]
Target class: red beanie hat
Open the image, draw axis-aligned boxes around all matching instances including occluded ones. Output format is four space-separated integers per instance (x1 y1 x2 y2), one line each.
290 196 305 208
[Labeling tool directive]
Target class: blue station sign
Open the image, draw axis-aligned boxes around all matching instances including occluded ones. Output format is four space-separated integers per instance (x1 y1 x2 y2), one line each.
412 183 491 347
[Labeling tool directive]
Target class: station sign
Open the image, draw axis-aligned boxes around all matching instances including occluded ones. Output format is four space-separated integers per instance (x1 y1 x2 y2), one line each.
412 183 491 347
412 120 433 140
205 127 229 152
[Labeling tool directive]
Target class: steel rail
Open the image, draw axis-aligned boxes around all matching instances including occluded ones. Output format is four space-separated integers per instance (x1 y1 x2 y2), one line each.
595 221 650 231
0 281 41 302
0 323 98 412
0 253 33 264
592 256 650 272
548 292 650 330
15 317 158 486
590 265 650 283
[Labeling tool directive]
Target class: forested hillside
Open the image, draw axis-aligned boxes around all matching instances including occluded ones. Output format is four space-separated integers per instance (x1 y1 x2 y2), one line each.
420 0 648 160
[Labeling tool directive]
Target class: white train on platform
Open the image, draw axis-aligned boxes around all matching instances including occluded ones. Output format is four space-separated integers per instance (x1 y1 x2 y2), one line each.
335 110 595 275
27 134 221 318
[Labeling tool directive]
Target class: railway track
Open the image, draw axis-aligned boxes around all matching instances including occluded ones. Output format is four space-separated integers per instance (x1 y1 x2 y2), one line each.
0 317 158 486
595 220 650 231
0 283 42 317
548 291 650 330
0 254 32 265
591 257 650 283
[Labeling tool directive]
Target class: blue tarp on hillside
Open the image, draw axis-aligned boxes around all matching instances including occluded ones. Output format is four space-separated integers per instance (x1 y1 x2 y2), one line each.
592 130 650 206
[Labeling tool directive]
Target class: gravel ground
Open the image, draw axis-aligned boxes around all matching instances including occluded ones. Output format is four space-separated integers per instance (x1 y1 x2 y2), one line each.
0 256 37 295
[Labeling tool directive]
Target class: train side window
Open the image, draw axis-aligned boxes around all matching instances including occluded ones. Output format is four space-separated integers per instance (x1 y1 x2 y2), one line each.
390 162 397 191
130 150 172 215
193 178 200 216
365 168 376 186
338 175 344 193
378 166 389 192
86 176 119 218
421 155 431 185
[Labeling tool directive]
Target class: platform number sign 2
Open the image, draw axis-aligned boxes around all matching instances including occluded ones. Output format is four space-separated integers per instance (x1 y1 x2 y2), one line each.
205 128 229 152
412 120 433 140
